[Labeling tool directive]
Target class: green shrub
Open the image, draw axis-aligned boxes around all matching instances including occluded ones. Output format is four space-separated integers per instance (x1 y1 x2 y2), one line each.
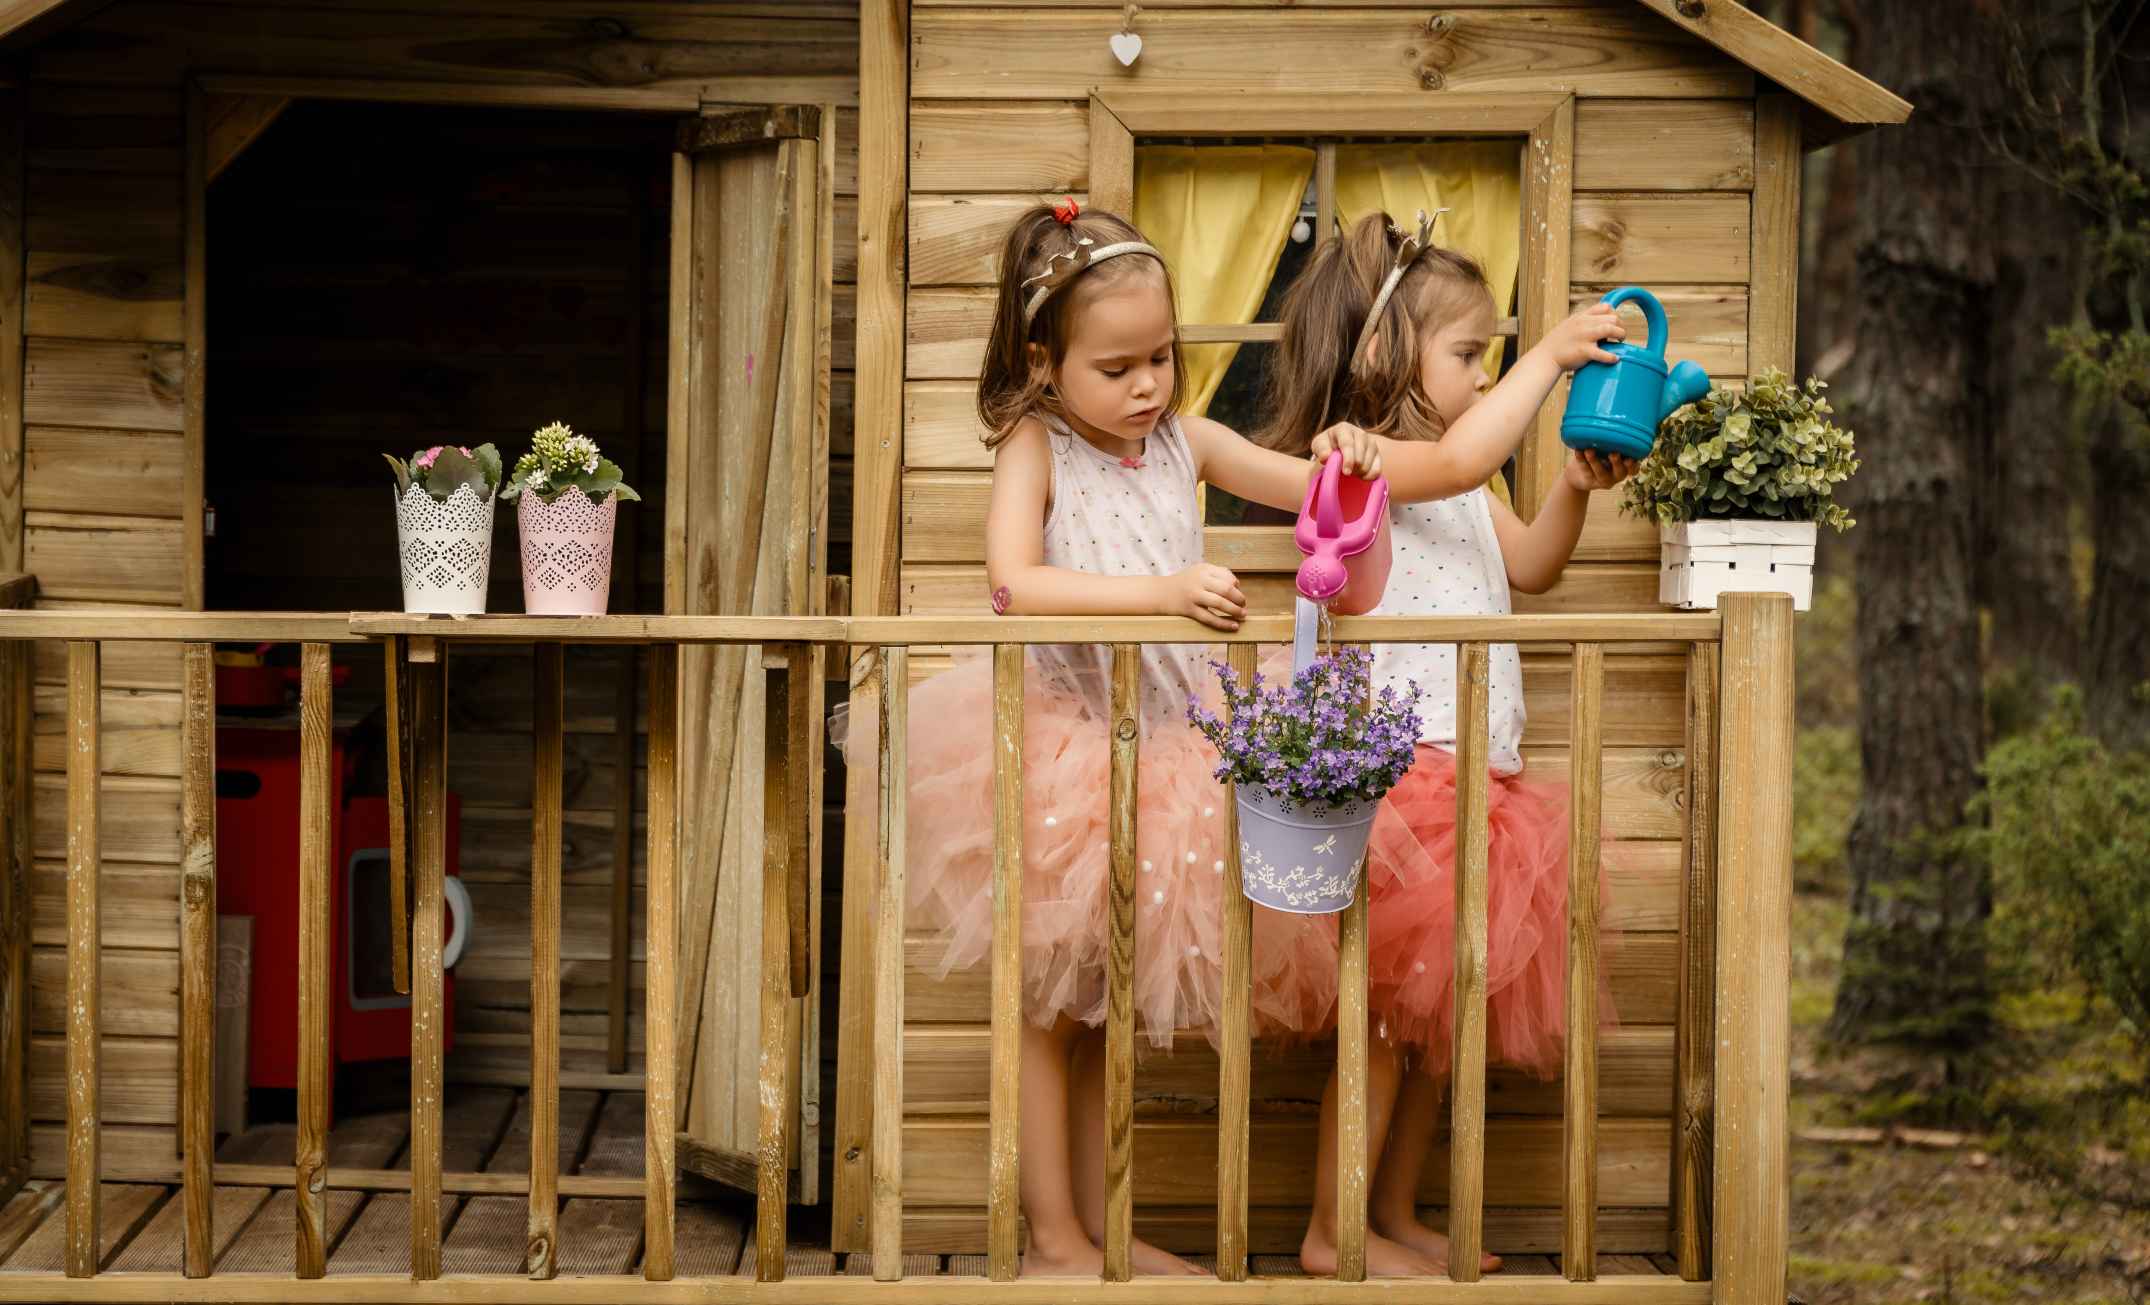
1978 687 2150 1058
1620 368 1859 529
1794 724 1861 894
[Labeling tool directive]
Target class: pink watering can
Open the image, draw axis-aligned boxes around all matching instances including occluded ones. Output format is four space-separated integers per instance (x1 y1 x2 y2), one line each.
1293 452 1391 616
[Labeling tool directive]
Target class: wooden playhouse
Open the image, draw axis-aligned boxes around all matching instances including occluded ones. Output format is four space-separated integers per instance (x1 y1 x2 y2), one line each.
0 0 1905 1299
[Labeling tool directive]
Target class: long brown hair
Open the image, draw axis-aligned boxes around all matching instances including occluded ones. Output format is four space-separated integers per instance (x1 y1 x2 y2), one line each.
1258 212 1496 455
976 205 1188 448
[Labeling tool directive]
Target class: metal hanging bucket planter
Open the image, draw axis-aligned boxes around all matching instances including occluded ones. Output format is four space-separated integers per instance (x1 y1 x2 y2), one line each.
1234 785 1378 915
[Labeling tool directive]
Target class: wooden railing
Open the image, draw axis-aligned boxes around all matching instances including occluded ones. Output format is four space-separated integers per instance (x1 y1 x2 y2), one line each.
0 599 1795 1305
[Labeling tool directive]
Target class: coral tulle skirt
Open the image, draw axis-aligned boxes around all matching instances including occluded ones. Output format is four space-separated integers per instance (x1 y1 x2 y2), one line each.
1363 744 1619 1079
838 652 1339 1048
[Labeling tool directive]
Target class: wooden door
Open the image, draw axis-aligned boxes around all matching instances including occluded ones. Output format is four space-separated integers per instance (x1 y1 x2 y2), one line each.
665 105 833 1203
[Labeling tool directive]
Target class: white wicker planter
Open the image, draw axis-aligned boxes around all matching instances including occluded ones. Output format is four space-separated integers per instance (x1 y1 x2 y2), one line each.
395 481 497 614
1659 520 1816 612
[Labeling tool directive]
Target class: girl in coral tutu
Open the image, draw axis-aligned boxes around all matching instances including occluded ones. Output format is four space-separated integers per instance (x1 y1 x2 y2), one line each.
1262 212 1635 1277
870 199 1378 1276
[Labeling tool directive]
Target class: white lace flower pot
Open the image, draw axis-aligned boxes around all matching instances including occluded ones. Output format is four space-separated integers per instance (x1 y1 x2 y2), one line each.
1234 785 1377 915
518 491 617 616
1659 520 1816 612
395 482 496 615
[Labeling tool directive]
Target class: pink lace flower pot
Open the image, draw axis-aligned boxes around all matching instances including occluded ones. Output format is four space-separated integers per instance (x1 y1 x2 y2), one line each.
395 482 496 615
518 491 617 615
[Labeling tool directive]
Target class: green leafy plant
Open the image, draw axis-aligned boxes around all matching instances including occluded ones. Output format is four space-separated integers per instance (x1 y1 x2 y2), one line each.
1620 368 1859 529
1977 686 2150 1059
383 443 503 503
502 422 640 506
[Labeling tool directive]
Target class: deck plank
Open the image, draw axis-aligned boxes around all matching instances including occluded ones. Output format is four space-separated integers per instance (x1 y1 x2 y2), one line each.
334 1086 519 1276
555 1199 645 1275
577 1091 645 1177
108 1183 270 1273
672 1203 747 1278
225 1110 406 1275
738 1233 836 1278
0 1183 165 1274
842 1251 938 1276
0 1185 63 1264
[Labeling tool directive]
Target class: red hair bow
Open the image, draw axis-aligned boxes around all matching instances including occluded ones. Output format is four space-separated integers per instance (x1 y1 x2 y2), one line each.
1052 196 1081 226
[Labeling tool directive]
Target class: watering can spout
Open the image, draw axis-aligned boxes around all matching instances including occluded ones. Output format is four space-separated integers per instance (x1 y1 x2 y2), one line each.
1661 360 1711 421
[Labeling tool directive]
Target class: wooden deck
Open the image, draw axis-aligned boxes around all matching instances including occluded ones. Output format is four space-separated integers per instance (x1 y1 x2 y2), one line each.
0 1089 1682 1282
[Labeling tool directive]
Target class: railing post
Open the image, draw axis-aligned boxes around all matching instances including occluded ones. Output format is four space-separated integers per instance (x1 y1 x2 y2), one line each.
987 643 1024 1281
63 641 100 1279
407 638 446 1281
1447 641 1491 1283
0 603 29 1209
1103 644 1138 1283
1676 641 1721 1280
1335 647 1372 1283
755 645 806 1282
644 641 680 1281
179 643 217 1277
296 644 332 1279
1564 643 1603 1279
608 649 637 1075
870 644 908 1280
382 637 411 997
527 642 563 1280
1712 594 1794 1305
1215 643 1256 1283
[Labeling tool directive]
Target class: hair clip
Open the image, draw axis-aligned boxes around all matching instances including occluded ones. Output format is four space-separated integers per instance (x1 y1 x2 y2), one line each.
1352 207 1450 370
1053 196 1081 225
1020 235 1166 323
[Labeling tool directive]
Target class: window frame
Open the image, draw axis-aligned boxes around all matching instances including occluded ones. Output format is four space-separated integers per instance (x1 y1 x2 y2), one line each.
1089 91 1576 515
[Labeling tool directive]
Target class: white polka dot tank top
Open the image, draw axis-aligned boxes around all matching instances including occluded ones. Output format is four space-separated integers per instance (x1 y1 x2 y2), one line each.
1033 413 1207 726
1371 487 1527 776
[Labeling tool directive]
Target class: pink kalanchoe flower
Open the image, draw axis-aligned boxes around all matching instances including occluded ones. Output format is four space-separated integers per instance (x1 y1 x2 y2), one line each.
414 446 444 470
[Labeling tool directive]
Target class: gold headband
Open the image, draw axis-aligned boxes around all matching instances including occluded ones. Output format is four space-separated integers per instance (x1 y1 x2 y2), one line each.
1350 208 1450 371
1021 236 1166 324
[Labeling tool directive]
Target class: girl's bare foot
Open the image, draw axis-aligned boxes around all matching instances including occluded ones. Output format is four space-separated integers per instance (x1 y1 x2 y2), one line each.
1129 1237 1209 1276
1371 1211 1503 1274
1021 1238 1104 1278
1300 1227 1444 1278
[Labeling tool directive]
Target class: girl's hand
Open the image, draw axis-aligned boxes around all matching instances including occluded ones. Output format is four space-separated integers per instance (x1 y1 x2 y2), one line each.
1308 422 1383 478
1563 449 1639 493
1165 563 1247 630
1539 303 1626 372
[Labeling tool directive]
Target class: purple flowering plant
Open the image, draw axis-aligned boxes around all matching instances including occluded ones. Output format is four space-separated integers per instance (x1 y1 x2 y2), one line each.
1187 646 1422 810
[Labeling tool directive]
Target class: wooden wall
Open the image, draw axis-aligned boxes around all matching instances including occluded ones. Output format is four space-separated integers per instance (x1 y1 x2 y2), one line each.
13 0 858 1177
868 0 1774 1254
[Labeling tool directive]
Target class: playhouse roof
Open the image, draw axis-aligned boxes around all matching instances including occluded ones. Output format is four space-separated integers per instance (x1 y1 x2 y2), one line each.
1625 0 1911 140
0 0 1910 140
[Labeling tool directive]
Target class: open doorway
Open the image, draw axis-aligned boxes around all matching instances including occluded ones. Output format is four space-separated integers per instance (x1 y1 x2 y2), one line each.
203 99 673 616
194 101 679 1249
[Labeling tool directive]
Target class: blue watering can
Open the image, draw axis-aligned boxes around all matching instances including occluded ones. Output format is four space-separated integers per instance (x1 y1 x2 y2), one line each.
1560 287 1712 461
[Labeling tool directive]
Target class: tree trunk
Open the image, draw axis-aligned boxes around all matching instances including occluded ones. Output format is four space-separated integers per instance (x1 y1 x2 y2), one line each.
1982 160 2082 698
2083 406 2150 747
2081 14 2150 750
1827 0 1996 1051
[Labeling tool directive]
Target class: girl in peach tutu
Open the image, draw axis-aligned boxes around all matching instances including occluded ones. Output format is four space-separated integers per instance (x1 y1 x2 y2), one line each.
866 199 1378 1276
1263 212 1634 1277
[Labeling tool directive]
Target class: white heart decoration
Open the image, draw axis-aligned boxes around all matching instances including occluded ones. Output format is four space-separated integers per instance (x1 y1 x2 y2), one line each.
1110 30 1143 66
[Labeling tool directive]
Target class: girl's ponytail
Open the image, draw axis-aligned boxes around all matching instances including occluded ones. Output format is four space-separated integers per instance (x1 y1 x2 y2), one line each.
1260 213 1495 452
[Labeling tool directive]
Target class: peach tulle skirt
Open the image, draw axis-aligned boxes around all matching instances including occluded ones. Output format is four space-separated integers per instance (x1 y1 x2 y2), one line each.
1362 744 1619 1079
837 652 1339 1048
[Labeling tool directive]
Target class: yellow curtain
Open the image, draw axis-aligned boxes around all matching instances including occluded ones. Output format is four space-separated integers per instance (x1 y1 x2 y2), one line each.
1336 140 1523 508
1135 144 1315 417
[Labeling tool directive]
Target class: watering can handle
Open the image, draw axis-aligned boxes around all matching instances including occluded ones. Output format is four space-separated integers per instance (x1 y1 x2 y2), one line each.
1314 451 1343 535
1598 287 1668 361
